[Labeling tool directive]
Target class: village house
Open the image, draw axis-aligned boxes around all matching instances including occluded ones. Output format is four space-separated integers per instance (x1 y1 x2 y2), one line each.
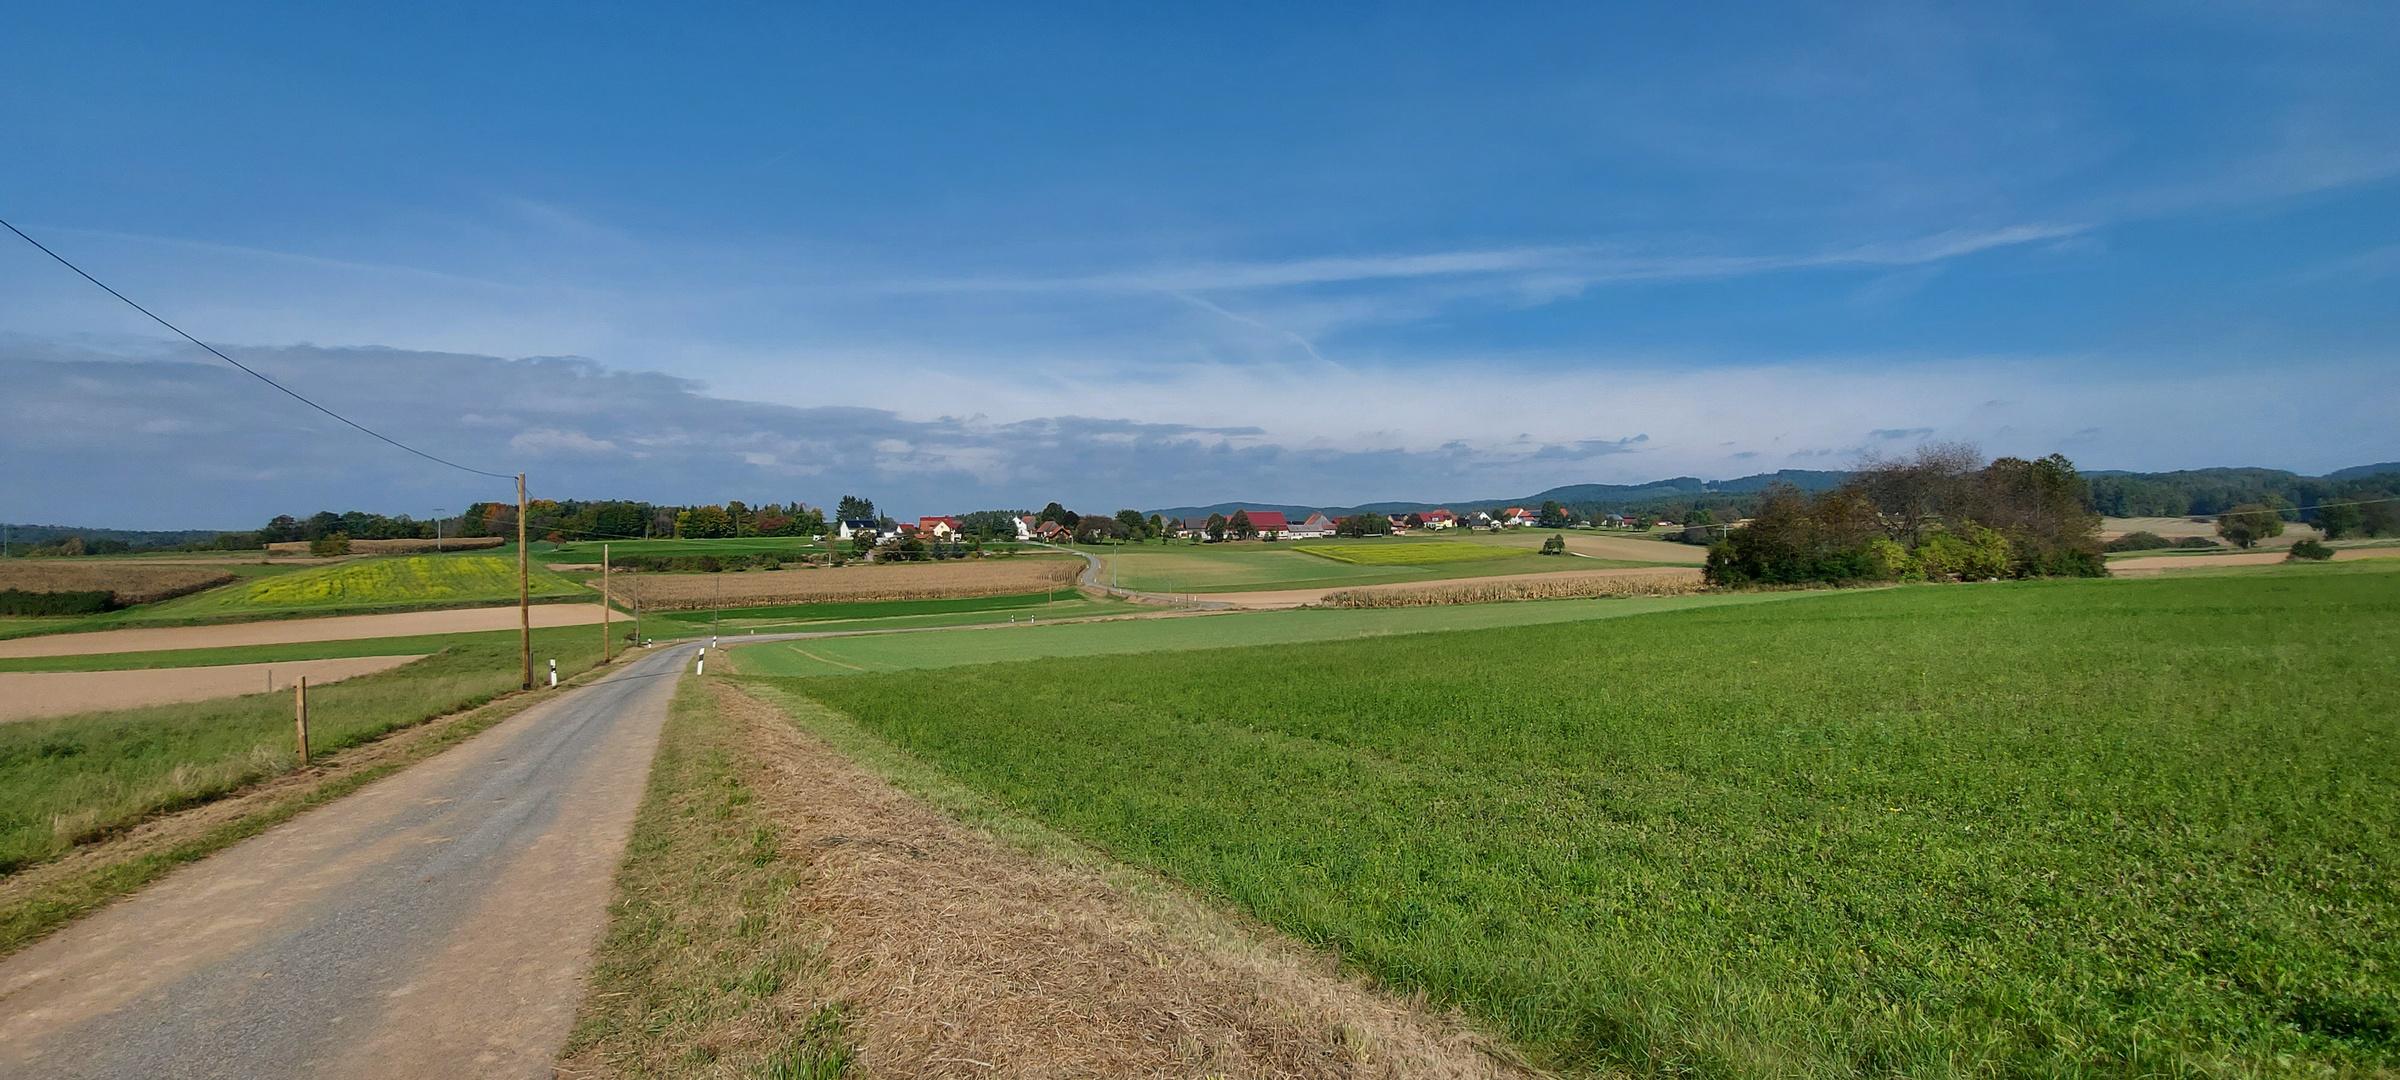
835 518 879 539
1288 512 1335 539
1499 507 1536 528
917 515 962 539
1176 516 1212 539
1240 510 1291 539
1462 510 1498 530
1420 508 1458 529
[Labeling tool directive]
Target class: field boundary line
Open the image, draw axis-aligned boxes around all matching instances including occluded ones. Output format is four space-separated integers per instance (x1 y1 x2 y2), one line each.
0 648 650 959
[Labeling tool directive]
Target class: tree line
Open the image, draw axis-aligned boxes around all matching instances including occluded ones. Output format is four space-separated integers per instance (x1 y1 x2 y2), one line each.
1704 447 2110 586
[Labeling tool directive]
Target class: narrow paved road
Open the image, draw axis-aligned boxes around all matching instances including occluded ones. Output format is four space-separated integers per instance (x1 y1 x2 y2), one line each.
0 642 698 1080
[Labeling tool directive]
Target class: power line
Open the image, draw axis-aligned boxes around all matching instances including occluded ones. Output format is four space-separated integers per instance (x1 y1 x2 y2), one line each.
1 217 515 481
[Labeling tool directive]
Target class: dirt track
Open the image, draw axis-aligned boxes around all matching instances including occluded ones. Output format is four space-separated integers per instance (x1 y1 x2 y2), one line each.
0 604 610 659
1213 564 1705 609
2108 547 2400 574
0 655 425 722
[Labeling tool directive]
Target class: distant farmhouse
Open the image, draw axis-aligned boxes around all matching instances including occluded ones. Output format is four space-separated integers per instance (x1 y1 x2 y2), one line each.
1289 512 1334 539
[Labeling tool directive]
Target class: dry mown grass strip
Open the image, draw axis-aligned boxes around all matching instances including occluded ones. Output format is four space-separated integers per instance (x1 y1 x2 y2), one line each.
710 679 1537 1080
610 559 1080 611
0 563 236 606
1316 569 1705 608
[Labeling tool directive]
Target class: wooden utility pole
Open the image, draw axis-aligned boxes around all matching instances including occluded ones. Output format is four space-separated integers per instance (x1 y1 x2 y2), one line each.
294 676 311 767
601 542 612 663
518 473 531 691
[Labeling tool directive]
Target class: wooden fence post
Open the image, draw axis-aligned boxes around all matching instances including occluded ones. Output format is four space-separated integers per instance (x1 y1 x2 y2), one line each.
294 675 311 768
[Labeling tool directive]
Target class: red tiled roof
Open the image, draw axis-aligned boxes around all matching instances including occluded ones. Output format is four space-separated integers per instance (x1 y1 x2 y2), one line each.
1241 511 1291 530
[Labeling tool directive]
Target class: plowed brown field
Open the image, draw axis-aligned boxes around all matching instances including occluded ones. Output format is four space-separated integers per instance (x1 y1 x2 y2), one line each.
0 564 235 606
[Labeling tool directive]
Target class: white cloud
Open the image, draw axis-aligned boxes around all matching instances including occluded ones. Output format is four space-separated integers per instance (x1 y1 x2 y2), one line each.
4 338 2391 530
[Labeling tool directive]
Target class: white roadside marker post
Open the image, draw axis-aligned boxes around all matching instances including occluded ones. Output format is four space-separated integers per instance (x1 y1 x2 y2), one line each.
293 676 311 768
548 658 558 688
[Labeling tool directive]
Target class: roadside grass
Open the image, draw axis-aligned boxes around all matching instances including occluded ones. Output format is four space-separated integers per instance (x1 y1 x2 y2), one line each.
1298 541 1528 565
549 537 829 561
558 679 852 1079
730 593 1800 678
1069 541 1664 594
0 624 606 875
781 562 2400 1078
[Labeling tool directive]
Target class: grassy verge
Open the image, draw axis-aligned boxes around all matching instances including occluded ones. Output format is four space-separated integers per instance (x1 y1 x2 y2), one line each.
782 562 2400 1078
558 678 853 1079
0 643 630 958
0 625 607 874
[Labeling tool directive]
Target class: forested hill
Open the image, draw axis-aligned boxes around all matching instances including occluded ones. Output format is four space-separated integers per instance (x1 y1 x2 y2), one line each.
1149 463 2400 522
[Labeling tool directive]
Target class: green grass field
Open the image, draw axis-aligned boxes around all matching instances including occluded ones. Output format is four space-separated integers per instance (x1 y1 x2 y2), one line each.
546 537 828 560
1071 539 1664 594
764 562 2400 1077
642 589 1131 640
1297 540 1526 565
0 624 609 875
730 593 1799 677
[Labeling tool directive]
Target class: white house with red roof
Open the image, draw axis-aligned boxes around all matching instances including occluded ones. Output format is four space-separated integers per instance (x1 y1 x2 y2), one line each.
1500 506 1536 527
1421 509 1458 529
917 515 962 539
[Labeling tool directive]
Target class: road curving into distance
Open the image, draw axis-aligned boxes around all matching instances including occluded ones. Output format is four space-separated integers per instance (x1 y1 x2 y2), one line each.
0 641 699 1080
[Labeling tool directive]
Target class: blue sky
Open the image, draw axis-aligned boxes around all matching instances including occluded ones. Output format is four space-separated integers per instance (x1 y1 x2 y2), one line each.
3 2 2396 527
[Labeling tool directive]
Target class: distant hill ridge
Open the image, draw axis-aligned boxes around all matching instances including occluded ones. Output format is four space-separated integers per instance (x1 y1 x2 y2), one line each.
1147 462 2400 520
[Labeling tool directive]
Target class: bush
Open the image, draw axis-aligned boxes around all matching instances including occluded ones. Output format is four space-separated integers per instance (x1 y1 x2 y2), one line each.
0 589 118 616
308 532 352 557
2286 539 2335 562
2105 531 2174 552
2174 536 2221 549
1540 533 1566 555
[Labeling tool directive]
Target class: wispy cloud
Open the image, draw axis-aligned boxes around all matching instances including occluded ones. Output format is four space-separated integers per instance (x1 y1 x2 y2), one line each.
901 223 2089 300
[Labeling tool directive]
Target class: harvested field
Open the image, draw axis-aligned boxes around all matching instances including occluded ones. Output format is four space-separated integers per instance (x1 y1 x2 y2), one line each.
1318 569 1706 607
608 558 1081 610
0 563 235 606
0 655 425 722
264 536 504 554
0 603 609 659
